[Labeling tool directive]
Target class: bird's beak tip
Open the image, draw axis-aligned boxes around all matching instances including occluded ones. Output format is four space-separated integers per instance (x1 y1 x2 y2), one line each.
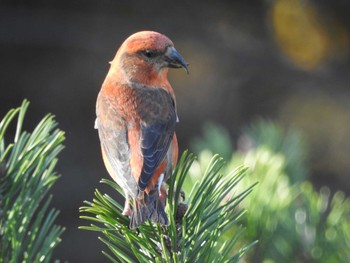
166 47 189 74
184 64 189 74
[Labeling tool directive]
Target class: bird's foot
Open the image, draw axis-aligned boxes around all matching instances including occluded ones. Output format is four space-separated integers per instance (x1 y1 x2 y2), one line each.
180 190 185 201
122 206 132 217
122 199 132 217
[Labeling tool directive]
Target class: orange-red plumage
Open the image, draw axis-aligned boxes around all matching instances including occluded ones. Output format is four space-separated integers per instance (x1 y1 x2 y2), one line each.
95 31 188 229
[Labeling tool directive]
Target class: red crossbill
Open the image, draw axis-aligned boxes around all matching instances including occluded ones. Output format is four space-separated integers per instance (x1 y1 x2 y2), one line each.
95 31 188 229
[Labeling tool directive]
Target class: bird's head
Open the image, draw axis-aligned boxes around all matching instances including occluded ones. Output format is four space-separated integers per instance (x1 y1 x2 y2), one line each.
112 31 188 84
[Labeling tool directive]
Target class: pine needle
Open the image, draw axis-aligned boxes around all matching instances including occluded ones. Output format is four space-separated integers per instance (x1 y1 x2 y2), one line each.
0 100 65 262
80 151 255 262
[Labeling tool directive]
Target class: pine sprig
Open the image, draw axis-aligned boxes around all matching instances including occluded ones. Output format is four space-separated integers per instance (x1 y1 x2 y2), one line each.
0 100 65 262
80 151 255 262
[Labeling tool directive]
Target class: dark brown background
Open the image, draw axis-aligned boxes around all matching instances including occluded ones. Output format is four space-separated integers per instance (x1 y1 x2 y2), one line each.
1 0 350 261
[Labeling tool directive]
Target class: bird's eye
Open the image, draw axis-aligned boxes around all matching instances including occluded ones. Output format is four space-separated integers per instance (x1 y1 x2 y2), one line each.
142 50 158 58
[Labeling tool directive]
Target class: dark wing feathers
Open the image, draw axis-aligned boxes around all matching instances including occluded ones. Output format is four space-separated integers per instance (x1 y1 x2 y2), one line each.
136 87 177 191
139 119 175 190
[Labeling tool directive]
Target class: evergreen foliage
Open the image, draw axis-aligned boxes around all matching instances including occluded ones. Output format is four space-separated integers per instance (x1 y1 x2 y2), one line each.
0 100 65 263
191 120 350 262
80 151 256 262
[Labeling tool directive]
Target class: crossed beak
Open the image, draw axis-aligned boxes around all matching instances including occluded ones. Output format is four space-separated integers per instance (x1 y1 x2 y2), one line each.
165 46 189 74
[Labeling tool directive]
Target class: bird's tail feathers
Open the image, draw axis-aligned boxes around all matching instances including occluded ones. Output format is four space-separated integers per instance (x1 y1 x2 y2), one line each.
130 190 169 229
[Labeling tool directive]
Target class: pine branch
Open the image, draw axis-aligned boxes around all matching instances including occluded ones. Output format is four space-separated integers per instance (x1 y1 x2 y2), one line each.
0 100 65 262
80 151 256 262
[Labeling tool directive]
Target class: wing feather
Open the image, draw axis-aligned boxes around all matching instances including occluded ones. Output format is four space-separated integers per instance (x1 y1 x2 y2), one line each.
135 86 177 191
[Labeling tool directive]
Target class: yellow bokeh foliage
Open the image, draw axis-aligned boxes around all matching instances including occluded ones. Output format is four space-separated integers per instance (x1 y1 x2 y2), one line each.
271 0 349 70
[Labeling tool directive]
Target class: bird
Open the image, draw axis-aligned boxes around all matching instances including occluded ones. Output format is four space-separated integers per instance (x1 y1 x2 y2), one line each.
95 31 188 229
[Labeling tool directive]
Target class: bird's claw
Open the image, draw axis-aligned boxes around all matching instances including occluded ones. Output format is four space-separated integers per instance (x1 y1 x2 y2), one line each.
180 190 185 201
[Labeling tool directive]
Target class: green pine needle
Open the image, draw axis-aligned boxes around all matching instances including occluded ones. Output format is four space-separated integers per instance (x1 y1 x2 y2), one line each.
80 151 255 262
0 100 65 262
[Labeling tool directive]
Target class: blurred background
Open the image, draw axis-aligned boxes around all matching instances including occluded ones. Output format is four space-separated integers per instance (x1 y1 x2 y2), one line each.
1 0 350 261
